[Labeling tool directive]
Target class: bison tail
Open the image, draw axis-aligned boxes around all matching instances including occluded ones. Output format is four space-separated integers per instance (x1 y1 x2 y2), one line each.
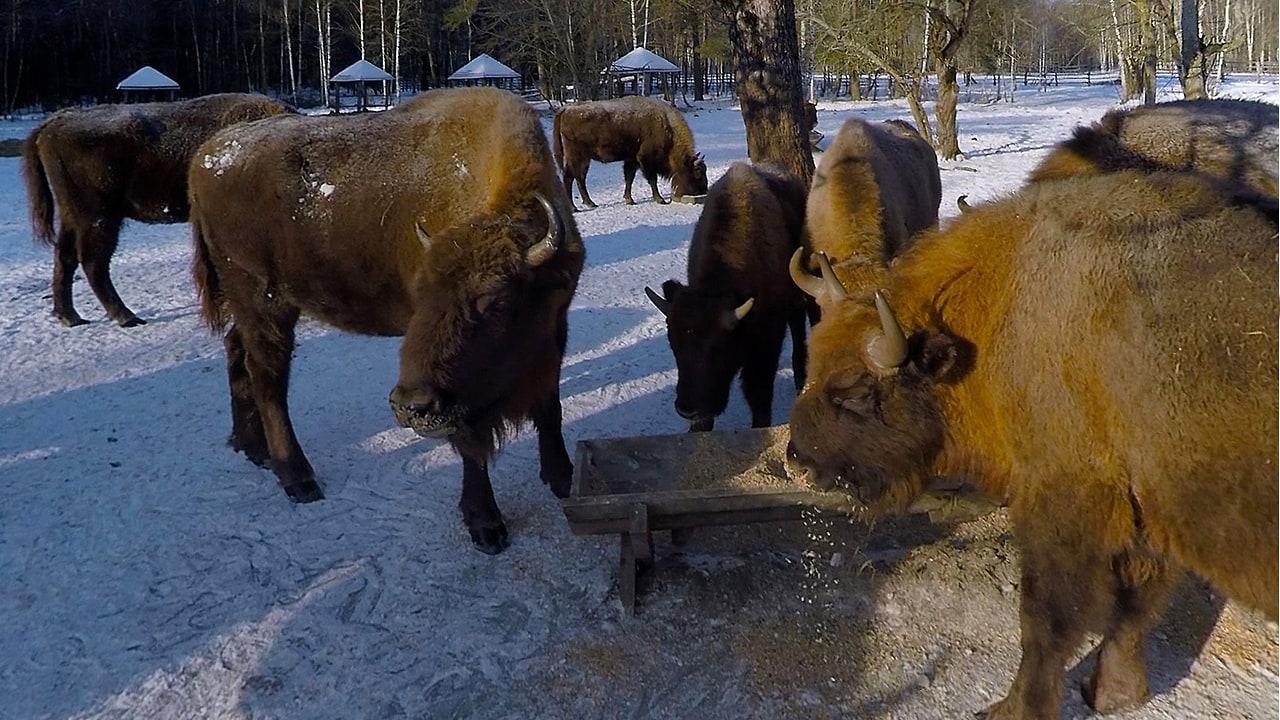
190 214 229 334
20 131 55 245
551 110 564 169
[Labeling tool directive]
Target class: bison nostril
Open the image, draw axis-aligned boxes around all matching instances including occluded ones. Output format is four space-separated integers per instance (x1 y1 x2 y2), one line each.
674 402 697 420
391 386 451 416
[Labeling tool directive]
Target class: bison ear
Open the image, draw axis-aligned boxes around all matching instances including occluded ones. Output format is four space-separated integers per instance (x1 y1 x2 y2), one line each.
911 332 966 383
661 279 686 301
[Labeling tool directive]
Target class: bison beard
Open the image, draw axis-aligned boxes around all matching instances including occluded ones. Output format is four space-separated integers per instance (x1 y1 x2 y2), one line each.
189 87 584 555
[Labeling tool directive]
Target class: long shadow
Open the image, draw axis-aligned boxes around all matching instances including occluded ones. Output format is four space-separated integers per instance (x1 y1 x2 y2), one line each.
577 222 690 268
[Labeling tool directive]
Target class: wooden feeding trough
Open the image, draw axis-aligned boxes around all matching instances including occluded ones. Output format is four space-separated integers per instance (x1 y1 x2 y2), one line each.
560 425 999 613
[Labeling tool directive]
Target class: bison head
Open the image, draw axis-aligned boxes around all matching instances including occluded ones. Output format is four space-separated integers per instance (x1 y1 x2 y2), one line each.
645 280 754 432
787 250 966 512
671 152 708 201
390 194 566 453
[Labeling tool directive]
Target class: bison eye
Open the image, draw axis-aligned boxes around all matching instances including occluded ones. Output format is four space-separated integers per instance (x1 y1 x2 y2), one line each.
831 383 880 419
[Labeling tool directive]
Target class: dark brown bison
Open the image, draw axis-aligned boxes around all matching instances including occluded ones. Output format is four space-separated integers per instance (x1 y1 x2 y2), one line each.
552 95 708 209
644 161 809 432
805 117 941 277
188 87 585 555
21 93 292 327
788 169 1277 719
1029 98 1278 199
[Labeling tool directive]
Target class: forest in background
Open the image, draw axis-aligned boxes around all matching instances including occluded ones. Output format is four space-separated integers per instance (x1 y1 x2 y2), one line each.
2 0 1275 114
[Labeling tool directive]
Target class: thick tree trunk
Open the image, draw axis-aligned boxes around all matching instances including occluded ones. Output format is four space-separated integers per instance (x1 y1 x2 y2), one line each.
1179 0 1207 98
934 60 961 159
718 0 815 184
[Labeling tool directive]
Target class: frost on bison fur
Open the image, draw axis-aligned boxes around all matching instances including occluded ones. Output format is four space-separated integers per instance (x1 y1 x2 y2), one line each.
645 161 810 432
552 95 708 209
789 169 1277 720
20 93 292 327
189 87 584 556
1029 98 1279 201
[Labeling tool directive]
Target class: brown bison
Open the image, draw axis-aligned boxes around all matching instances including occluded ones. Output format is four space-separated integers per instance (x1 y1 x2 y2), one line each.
1029 97 1278 199
552 95 708 209
788 169 1277 719
644 161 809 432
188 87 585 555
804 117 941 282
21 93 292 327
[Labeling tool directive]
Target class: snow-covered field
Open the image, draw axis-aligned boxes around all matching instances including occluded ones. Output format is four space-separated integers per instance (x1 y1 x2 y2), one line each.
1 75 1276 720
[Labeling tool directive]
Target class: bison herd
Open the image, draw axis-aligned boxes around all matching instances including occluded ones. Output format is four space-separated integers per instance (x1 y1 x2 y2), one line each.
18 87 1278 720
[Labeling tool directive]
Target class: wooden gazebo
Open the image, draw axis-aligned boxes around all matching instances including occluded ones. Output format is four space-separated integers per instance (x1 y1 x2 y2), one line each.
329 59 394 112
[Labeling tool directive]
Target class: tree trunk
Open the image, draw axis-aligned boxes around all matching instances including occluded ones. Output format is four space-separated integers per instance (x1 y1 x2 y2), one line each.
934 59 960 158
718 0 814 184
1179 0 1207 98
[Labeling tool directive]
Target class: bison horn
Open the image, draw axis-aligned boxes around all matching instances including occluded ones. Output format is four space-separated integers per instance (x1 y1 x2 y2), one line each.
525 193 562 268
415 222 432 251
644 286 670 317
956 195 973 213
815 252 849 300
733 297 755 321
789 248 826 299
866 290 909 370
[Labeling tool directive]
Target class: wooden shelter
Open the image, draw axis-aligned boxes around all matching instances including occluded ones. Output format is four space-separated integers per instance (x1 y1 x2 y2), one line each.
329 59 394 112
116 66 179 102
447 54 522 92
607 47 680 98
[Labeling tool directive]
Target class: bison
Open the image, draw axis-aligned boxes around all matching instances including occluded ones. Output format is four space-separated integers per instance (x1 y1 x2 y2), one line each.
188 87 585 555
788 168 1277 719
552 95 708 209
21 93 293 327
644 161 809 432
1029 97 1278 199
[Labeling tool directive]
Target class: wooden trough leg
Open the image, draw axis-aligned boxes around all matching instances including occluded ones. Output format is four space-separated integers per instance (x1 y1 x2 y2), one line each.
618 502 654 614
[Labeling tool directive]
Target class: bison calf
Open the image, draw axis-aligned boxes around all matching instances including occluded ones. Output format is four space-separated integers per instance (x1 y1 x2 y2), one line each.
789 168 1277 719
645 161 809 432
189 87 584 555
552 95 708 209
21 93 292 327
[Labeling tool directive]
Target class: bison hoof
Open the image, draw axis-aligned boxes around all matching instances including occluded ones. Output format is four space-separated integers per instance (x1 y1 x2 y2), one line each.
469 521 510 555
688 419 714 433
282 479 324 504
117 315 147 328
58 314 89 328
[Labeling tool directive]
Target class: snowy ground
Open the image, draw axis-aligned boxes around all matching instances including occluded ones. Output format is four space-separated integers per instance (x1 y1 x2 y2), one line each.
1 75 1277 720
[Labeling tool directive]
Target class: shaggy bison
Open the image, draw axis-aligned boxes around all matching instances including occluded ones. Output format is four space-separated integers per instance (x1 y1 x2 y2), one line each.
189 87 585 555
1030 97 1278 199
552 95 708 209
645 161 809 432
788 168 1277 719
21 93 292 327
806 117 941 268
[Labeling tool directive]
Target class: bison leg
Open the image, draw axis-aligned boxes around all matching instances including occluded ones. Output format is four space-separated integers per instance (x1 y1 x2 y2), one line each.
51 225 87 327
234 300 323 503
78 220 144 327
565 160 597 209
532 390 574 499
980 522 1112 720
787 304 809 391
641 165 668 205
459 454 509 554
740 324 784 429
222 324 270 468
622 160 640 205
1081 553 1172 714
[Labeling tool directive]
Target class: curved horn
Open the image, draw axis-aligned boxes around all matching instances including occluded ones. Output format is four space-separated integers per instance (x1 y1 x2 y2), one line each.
644 286 670 317
525 193 562 268
732 297 755 321
789 248 826 299
956 195 973 213
815 252 849 300
866 290 909 370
